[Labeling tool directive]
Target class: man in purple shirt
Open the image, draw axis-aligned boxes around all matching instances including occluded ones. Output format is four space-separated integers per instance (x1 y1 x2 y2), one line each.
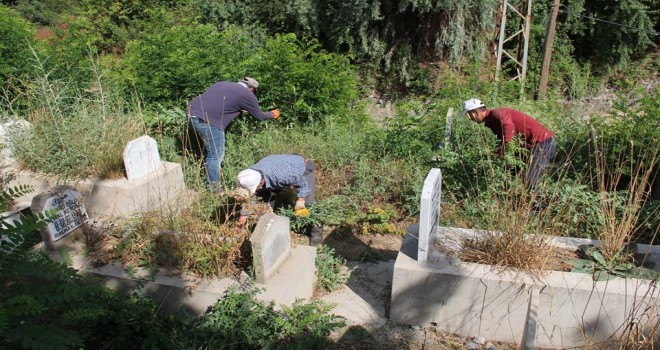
187 77 280 189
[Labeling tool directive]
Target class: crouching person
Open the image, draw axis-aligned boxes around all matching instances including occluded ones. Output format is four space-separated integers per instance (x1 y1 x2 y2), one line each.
236 154 323 246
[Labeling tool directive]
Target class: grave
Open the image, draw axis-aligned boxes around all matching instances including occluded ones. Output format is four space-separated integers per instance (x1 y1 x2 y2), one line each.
0 135 185 220
390 169 660 349
63 212 317 317
31 185 89 250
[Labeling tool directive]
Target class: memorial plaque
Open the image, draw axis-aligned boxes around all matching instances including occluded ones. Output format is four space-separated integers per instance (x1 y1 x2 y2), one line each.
31 186 89 250
418 168 442 261
123 135 161 180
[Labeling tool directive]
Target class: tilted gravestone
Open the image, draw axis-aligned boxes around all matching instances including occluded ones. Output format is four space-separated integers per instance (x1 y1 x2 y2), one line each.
31 185 89 251
418 168 442 261
123 135 162 180
250 213 291 283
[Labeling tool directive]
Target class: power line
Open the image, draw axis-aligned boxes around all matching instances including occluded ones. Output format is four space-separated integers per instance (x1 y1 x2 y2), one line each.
559 5 658 36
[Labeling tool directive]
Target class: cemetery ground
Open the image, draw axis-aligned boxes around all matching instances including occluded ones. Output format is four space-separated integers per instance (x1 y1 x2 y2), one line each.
295 228 523 350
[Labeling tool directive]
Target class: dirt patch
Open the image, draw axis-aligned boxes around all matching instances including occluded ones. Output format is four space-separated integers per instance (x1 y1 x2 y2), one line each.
323 226 404 262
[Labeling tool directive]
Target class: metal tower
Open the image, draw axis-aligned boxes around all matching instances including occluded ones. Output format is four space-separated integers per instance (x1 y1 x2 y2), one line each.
494 0 533 96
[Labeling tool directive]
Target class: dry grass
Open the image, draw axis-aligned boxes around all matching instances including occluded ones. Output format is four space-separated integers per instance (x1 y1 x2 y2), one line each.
87 191 277 278
460 231 575 273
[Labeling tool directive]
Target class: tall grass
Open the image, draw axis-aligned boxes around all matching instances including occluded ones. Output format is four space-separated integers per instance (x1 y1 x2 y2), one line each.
8 55 145 179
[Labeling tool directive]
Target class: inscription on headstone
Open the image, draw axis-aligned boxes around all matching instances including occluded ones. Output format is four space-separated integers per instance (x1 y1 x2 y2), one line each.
123 135 161 180
418 168 442 262
31 186 89 250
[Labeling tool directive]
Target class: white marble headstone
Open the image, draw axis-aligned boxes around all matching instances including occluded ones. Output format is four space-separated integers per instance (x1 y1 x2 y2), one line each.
418 168 442 262
123 135 161 180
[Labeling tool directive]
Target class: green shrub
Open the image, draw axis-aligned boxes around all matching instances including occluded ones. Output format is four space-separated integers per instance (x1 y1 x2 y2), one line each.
118 24 259 104
0 5 35 91
33 16 101 90
242 33 359 124
191 287 344 349
0 186 177 349
315 246 349 292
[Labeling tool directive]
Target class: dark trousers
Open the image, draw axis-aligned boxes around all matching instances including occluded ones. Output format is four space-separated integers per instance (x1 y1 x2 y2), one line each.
525 137 557 193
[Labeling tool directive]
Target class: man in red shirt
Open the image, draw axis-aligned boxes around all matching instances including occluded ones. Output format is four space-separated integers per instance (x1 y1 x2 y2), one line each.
461 98 557 196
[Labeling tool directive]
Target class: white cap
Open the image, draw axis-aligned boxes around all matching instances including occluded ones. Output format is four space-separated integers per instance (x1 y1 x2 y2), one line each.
242 77 259 89
237 169 262 194
461 98 485 115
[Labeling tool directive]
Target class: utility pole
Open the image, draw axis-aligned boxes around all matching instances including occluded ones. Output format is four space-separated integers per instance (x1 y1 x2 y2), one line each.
537 0 561 100
494 0 533 98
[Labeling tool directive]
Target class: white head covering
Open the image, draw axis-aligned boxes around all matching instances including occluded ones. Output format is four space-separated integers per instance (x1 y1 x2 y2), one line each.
237 169 262 194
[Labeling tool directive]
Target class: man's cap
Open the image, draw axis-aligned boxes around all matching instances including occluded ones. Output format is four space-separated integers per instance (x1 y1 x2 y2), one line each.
461 98 485 115
237 169 262 194
242 77 259 89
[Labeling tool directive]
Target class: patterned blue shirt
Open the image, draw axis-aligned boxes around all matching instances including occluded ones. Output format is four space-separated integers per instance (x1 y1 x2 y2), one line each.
251 154 309 198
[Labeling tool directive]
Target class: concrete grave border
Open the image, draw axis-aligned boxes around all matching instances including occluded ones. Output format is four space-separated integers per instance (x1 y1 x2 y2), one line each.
391 226 660 349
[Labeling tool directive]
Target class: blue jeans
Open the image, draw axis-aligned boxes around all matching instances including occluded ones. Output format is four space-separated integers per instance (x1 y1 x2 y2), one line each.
189 116 225 185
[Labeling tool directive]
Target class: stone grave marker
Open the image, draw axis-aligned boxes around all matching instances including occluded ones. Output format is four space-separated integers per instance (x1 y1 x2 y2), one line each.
250 213 291 284
31 185 89 251
418 168 442 261
0 119 31 167
123 135 162 180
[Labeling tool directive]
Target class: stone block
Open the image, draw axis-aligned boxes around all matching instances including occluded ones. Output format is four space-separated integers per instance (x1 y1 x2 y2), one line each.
81 161 185 219
390 226 660 349
250 213 291 284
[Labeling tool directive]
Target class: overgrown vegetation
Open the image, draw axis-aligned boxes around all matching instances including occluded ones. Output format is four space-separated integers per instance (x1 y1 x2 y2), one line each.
0 0 658 347
0 186 345 349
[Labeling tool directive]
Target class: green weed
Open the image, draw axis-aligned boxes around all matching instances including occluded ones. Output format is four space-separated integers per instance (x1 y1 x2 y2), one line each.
315 246 349 292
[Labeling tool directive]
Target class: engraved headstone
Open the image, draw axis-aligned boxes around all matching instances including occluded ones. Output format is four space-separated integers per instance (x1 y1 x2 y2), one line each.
31 185 89 251
123 135 161 180
418 168 442 261
250 213 291 283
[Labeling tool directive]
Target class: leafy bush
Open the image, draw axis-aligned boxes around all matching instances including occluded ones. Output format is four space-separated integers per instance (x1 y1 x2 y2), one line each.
315 246 349 292
118 24 259 104
242 34 359 124
33 16 101 90
0 5 35 91
190 287 345 349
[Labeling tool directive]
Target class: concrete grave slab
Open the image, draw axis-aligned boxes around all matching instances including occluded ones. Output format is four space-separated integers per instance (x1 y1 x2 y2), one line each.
31 185 89 251
251 213 292 283
1 161 185 220
123 135 162 180
391 225 660 349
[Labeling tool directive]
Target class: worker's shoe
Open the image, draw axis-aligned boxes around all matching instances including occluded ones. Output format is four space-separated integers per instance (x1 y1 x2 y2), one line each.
309 226 323 246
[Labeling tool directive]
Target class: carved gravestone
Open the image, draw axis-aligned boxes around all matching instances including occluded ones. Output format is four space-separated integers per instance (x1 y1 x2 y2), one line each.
250 213 291 283
418 168 442 262
123 135 162 180
31 185 89 251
